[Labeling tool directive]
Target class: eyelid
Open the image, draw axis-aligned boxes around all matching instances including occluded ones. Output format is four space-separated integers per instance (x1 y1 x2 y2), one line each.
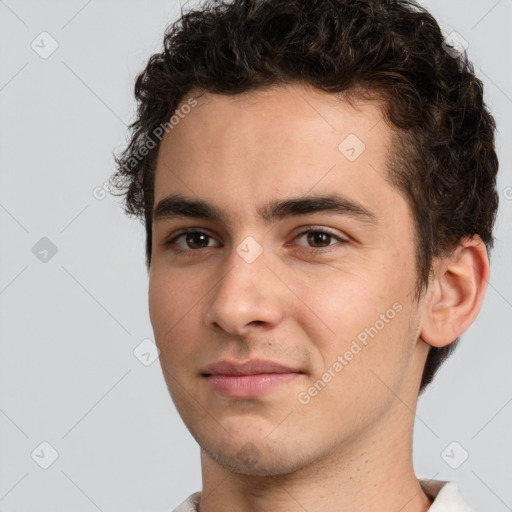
289 225 349 249
293 225 348 241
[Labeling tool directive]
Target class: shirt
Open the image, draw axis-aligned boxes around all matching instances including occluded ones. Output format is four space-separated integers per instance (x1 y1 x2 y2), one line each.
171 478 477 512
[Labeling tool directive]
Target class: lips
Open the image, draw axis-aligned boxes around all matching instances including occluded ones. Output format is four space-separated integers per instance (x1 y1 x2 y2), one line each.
201 359 305 397
202 358 303 376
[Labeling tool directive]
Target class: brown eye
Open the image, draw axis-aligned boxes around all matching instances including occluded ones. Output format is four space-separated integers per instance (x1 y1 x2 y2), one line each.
305 231 332 248
165 230 221 252
183 232 210 249
294 227 348 250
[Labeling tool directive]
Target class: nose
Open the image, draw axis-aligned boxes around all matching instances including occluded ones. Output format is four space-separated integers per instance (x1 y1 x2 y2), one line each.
204 243 286 337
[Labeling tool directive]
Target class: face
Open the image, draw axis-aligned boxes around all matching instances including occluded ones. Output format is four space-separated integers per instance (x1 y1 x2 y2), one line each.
149 83 429 476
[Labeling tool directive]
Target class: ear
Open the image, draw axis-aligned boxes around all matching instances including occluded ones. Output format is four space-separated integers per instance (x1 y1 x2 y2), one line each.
420 235 490 348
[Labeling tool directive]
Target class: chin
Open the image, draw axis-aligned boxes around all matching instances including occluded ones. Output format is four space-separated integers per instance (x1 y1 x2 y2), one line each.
201 437 310 477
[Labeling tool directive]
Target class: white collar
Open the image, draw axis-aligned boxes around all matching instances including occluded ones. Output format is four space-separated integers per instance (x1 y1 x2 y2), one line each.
419 478 477 511
173 479 477 511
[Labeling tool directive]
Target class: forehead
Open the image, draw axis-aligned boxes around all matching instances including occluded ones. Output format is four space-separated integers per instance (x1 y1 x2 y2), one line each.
160 83 389 152
153 83 401 228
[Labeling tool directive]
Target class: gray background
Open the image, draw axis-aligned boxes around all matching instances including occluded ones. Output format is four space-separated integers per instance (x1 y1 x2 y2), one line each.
0 0 511 511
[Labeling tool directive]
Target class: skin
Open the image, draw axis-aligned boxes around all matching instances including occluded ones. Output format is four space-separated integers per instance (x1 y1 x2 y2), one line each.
148 82 489 512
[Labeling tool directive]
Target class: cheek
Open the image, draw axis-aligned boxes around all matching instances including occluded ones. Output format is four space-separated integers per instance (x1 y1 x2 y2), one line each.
148 273 172 336
294 265 382 337
293 261 412 369
148 271 197 358
149 263 200 320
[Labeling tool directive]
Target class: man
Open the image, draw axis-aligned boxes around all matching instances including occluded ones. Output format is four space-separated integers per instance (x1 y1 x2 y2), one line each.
112 0 499 510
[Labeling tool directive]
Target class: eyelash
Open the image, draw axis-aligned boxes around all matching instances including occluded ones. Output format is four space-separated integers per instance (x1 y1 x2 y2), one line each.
163 226 348 256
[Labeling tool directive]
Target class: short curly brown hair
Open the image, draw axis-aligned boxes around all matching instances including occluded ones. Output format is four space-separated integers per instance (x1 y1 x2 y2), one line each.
111 0 499 394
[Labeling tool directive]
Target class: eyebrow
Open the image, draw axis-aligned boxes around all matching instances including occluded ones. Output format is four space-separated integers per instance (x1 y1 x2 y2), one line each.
153 193 378 226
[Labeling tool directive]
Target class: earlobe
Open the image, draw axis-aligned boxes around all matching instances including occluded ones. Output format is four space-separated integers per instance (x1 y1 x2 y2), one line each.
420 236 490 348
